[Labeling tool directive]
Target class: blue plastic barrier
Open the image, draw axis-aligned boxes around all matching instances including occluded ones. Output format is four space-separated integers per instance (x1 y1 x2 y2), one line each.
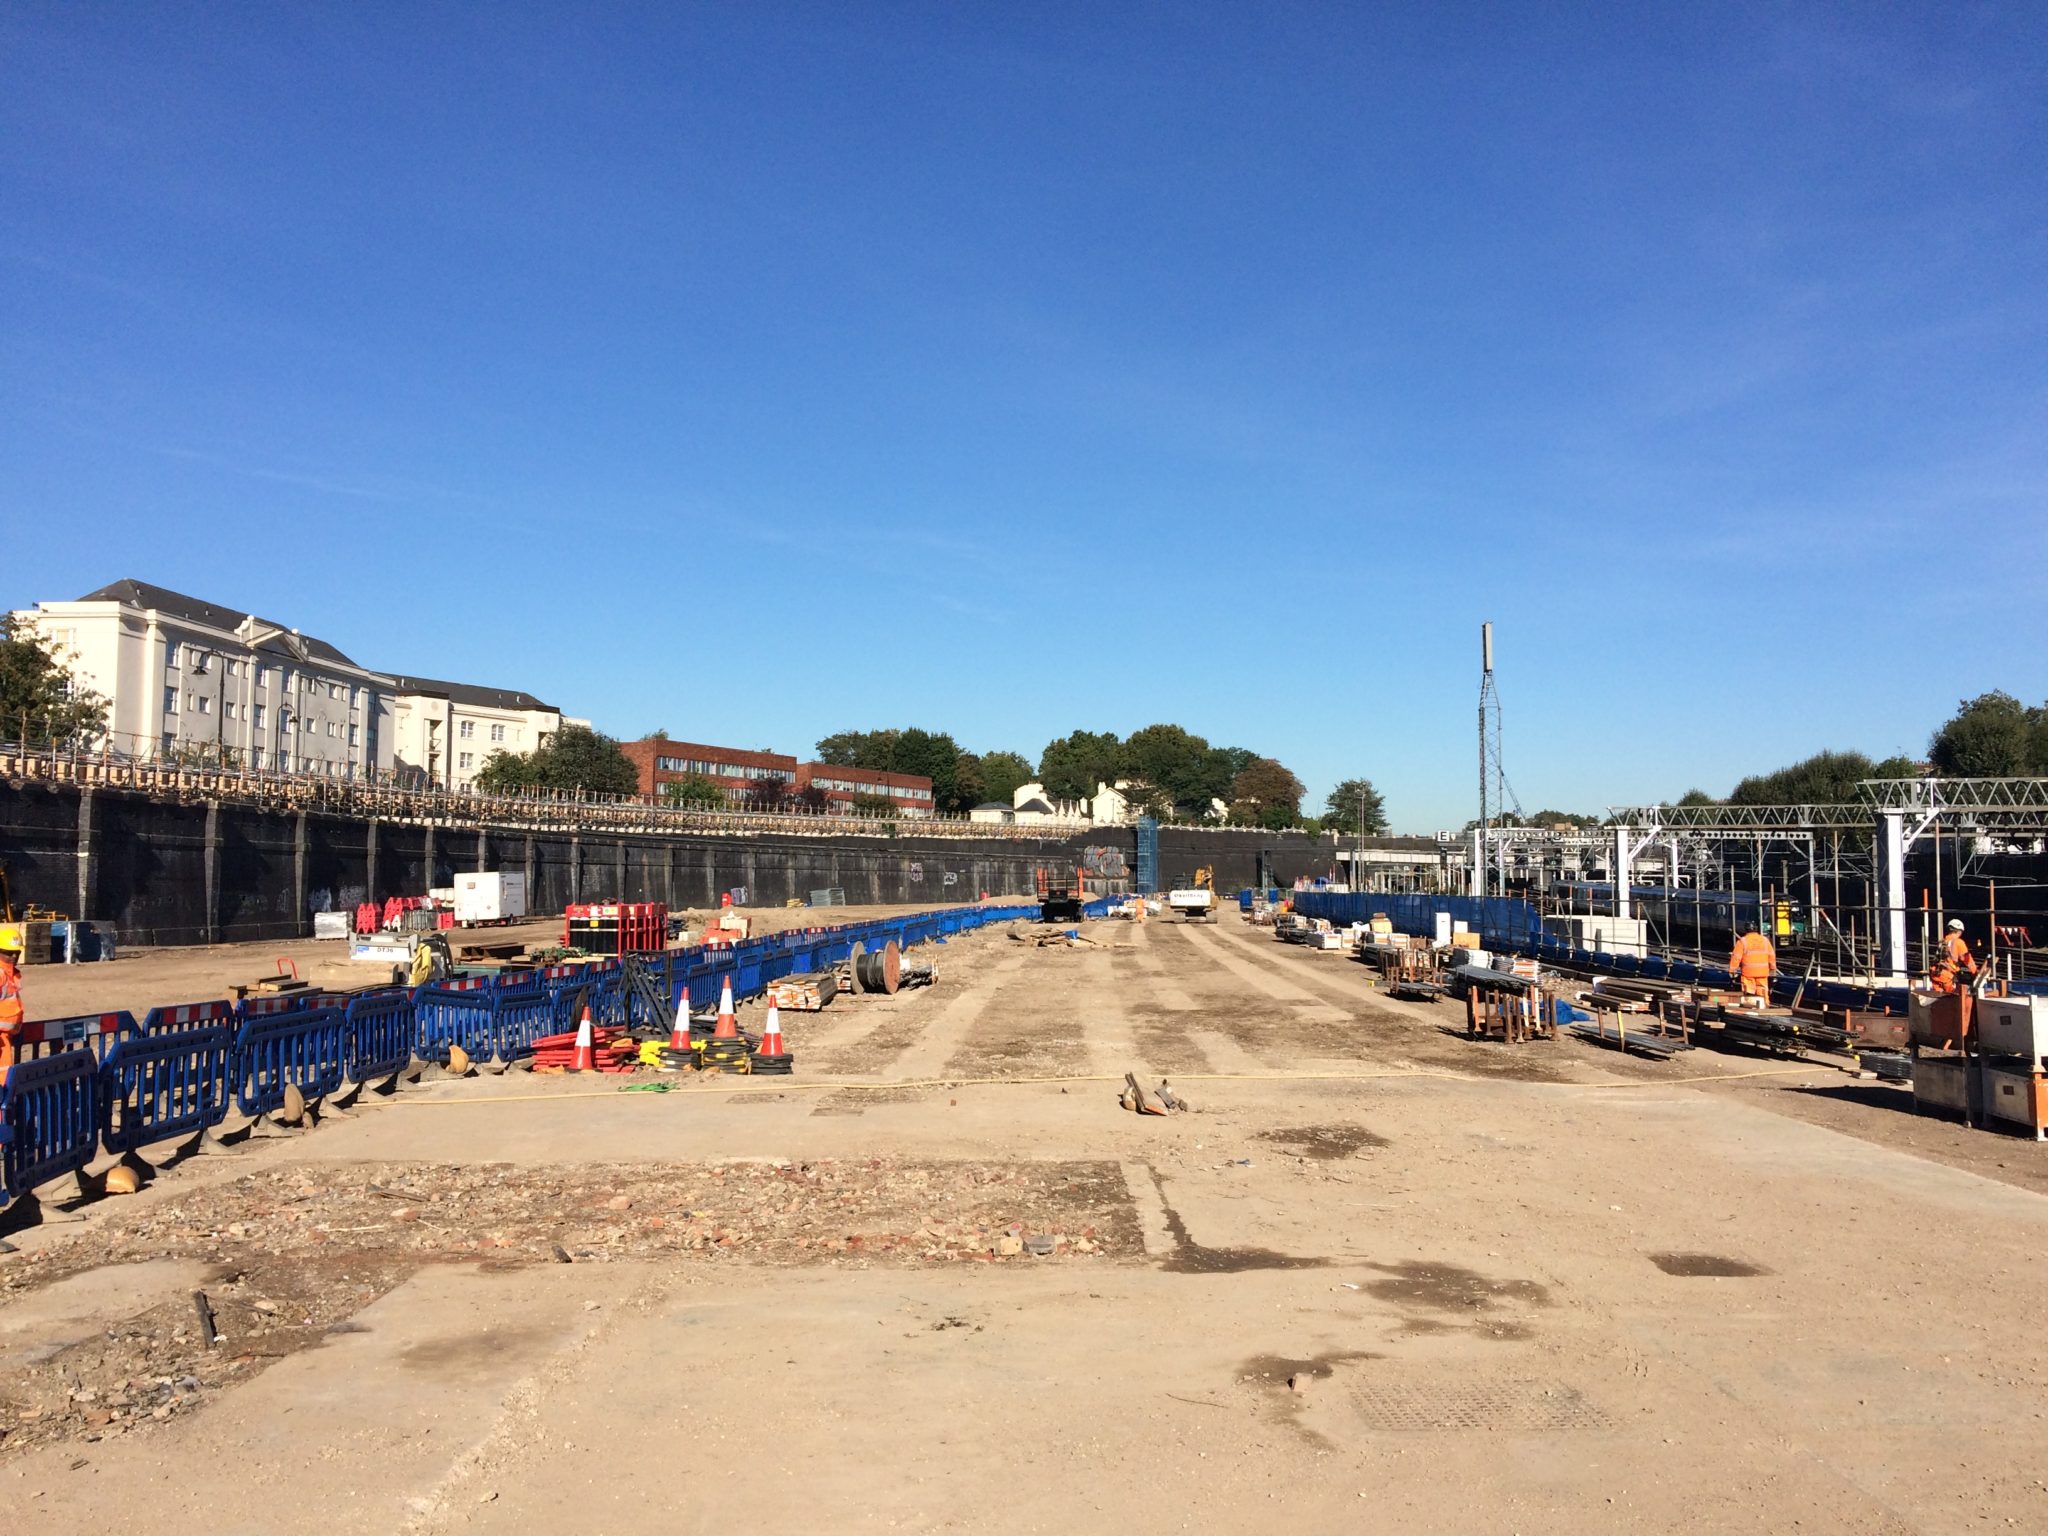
10 1010 137 1064
238 990 346 1020
142 999 238 1035
0 1051 102 1202
100 1022 235 1154
344 988 417 1082
235 1008 347 1117
414 985 498 1064
491 984 554 1061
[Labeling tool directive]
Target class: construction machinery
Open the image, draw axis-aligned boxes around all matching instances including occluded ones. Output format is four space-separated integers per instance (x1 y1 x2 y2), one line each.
1166 867 1216 923
1036 865 1083 923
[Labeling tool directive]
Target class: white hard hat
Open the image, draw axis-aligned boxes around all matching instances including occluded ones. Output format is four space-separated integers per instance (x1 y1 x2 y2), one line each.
1947 919 1964 931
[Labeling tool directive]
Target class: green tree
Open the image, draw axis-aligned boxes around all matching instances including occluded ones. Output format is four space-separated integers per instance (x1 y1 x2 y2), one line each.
1526 808 1598 829
849 792 894 815
474 724 639 796
1729 749 1916 806
660 775 726 809
1038 729 1123 803
0 617 108 746
1929 692 2035 776
950 751 986 814
1324 778 1389 836
1675 788 1717 807
888 727 962 809
1229 757 1305 829
816 729 902 770
1125 723 1225 817
978 750 1035 804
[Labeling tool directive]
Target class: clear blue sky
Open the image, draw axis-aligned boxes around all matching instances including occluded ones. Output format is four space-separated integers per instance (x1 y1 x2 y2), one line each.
4 4 2043 830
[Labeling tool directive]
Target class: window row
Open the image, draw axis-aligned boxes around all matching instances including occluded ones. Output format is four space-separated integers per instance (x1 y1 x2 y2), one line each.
655 756 794 781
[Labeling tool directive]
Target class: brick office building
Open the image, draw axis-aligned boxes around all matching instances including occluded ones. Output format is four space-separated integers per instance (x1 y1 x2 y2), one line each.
623 737 798 805
796 763 935 816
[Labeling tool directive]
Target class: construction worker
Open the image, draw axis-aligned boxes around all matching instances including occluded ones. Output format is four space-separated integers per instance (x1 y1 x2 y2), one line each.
1728 922 1776 1003
0 923 24 1075
1930 918 1978 996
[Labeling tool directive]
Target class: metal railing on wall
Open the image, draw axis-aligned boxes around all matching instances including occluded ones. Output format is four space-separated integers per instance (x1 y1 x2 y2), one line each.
0 737 1339 846
0 740 1093 840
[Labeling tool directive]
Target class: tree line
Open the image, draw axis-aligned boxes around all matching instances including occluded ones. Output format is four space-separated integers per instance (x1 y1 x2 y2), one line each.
822 723 1389 833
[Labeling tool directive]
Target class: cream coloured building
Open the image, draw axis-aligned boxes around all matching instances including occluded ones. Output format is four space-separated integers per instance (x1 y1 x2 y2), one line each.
12 579 395 776
385 676 567 792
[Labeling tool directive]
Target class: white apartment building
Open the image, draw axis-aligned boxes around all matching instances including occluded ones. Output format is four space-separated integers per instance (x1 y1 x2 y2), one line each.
384 676 566 792
12 580 395 776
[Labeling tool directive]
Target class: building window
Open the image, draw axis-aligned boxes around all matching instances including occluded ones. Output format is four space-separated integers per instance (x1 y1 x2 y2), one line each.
253 704 266 728
348 723 359 747
459 720 474 739
490 723 505 742
165 642 180 666
329 683 341 700
195 696 211 715
458 752 474 770
254 666 268 689
164 687 178 715
162 732 176 754
191 651 209 674
326 720 337 738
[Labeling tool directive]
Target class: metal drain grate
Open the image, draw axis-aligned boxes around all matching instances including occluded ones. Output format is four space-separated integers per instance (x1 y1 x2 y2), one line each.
1351 1378 1610 1432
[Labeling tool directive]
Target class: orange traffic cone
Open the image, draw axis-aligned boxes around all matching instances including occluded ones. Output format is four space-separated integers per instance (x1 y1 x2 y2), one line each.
669 992 691 1051
757 997 785 1057
713 977 739 1039
571 1006 597 1072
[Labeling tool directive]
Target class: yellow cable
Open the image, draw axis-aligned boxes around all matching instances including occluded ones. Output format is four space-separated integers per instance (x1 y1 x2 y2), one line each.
386 1061 1846 1107
387 1066 1473 1105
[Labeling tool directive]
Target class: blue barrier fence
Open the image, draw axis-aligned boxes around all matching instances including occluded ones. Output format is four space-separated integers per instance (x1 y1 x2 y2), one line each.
234 1007 349 1118
491 985 554 1061
101 1021 235 1155
0 1051 102 1200
414 984 498 1065
344 989 417 1082
1 898 1038 1209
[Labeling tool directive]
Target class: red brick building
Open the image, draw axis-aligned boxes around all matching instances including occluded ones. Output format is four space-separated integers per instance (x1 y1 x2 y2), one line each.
623 738 798 805
797 763 935 816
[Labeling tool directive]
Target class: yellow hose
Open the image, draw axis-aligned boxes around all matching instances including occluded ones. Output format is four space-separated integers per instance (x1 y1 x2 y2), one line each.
385 1062 1842 1106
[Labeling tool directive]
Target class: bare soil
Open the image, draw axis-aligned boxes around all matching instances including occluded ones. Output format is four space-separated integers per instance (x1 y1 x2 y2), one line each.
5 907 2048 1533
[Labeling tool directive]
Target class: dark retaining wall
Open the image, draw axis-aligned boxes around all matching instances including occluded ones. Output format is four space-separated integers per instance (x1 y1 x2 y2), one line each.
2 783 1342 946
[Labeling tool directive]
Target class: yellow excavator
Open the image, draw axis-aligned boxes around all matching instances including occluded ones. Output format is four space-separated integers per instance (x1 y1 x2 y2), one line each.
1167 867 1218 923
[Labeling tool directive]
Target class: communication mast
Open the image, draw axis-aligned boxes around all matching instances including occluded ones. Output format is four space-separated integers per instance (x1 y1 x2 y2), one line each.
1474 622 1520 897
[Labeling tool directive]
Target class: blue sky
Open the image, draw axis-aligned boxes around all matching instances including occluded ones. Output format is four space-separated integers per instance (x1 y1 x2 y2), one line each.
4 4 2043 830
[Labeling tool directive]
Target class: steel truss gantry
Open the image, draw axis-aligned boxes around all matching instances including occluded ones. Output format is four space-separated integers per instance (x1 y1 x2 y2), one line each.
1604 780 2048 985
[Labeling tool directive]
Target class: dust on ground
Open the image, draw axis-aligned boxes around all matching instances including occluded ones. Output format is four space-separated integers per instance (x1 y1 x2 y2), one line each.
0 1155 1139 1461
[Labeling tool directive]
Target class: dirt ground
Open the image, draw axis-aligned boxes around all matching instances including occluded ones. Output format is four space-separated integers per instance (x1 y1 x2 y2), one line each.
5 910 2048 1533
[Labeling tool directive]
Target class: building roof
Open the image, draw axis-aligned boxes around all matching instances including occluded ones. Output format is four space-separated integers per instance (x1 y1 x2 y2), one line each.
385 674 558 713
970 802 1012 812
78 579 368 671
1014 797 1056 815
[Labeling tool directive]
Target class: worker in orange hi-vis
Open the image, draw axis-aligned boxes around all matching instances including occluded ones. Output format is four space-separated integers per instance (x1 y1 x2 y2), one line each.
0 923 25 1075
1930 918 1978 996
1728 923 1776 1004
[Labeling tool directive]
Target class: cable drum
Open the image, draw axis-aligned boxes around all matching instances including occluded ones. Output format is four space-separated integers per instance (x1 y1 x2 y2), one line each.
853 940 902 995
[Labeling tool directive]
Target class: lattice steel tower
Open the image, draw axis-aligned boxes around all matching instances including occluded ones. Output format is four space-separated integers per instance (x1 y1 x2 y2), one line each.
1474 622 1518 897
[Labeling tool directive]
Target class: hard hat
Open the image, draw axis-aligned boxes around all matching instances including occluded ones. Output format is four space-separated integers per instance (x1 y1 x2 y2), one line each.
1947 918 1965 931
0 923 22 952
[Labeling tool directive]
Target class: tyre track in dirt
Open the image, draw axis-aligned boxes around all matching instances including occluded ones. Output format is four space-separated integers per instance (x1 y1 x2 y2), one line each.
1192 921 1573 1083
